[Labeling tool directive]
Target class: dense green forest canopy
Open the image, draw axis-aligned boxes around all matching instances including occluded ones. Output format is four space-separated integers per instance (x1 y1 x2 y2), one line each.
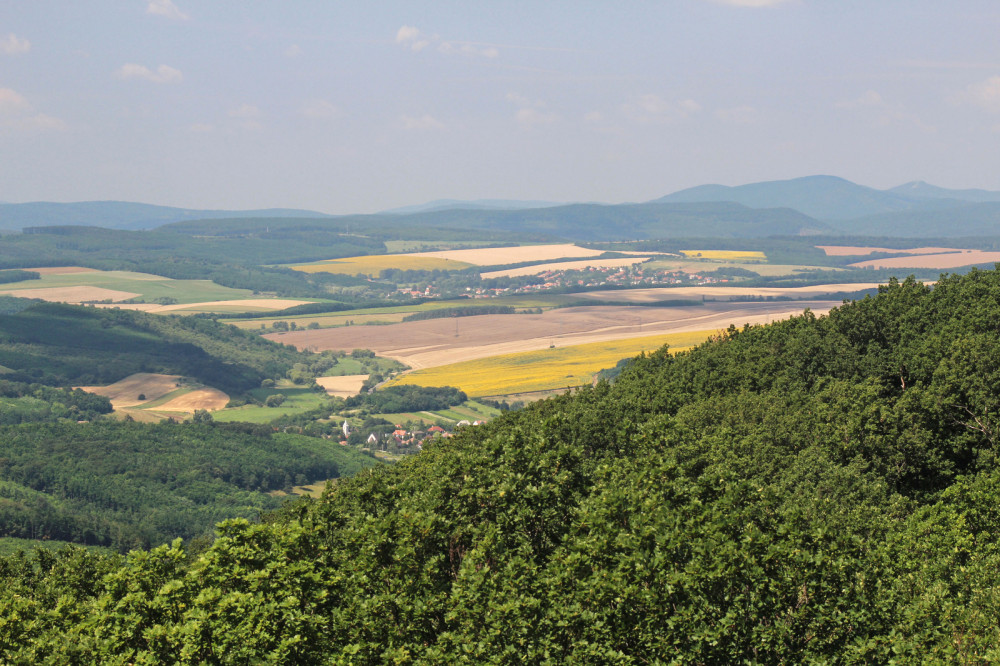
0 420 379 552
9 268 1000 661
0 300 325 394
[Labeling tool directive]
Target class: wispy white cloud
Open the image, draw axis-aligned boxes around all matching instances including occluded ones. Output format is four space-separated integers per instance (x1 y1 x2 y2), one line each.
396 25 499 58
302 100 338 120
115 63 183 84
284 44 303 58
0 87 66 132
188 122 214 133
229 103 263 130
622 94 701 123
962 75 1000 112
401 114 445 130
0 88 30 113
0 33 30 55
396 25 430 52
147 0 189 21
507 93 558 127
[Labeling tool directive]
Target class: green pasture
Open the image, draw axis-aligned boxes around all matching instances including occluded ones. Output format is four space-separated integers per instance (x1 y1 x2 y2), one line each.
213 387 331 423
641 259 843 277
379 400 500 426
0 270 253 303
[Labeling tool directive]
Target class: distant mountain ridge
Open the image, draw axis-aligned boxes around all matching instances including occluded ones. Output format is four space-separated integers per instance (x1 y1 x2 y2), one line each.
0 201 332 232
379 199 565 215
654 175 1000 220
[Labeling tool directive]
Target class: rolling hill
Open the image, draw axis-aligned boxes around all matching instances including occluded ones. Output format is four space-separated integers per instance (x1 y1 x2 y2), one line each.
0 201 332 232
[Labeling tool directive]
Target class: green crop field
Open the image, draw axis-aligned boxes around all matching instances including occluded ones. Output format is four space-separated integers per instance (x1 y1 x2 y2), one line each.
0 270 253 303
213 387 331 423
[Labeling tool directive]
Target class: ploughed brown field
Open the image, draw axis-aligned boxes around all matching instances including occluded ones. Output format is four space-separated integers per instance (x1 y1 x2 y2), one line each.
268 301 840 370
848 250 1000 270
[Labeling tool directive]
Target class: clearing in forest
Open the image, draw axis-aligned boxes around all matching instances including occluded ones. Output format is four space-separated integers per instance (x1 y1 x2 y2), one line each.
77 373 229 413
316 374 369 398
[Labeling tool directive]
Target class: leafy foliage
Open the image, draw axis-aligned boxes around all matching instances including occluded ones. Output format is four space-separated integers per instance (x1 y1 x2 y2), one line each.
0 301 325 394
0 420 379 552
11 269 1000 660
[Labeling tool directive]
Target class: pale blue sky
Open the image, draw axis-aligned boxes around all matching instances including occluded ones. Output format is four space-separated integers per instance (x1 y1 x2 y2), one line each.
3 1 1000 212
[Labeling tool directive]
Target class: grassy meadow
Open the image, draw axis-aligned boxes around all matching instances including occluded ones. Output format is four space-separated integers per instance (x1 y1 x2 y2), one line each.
386 329 717 397
0 270 253 303
213 387 330 423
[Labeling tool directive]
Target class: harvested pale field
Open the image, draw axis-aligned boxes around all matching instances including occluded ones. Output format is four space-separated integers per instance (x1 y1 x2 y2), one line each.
77 373 186 409
848 250 1000 270
680 250 767 261
316 374 369 398
154 388 230 412
817 245 963 256
482 257 651 279
572 284 882 303
0 285 140 303
268 301 839 371
28 266 100 275
408 243 605 266
95 298 311 314
294 255 471 277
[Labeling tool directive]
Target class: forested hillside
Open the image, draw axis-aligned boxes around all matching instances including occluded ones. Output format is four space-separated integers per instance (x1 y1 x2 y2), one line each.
0 300 321 394
7 269 1000 661
0 421 379 552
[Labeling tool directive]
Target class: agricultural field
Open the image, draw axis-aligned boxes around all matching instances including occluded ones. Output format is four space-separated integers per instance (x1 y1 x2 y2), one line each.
816 245 962 256
212 387 330 423
848 249 1000 270
0 268 254 304
316 374 368 398
77 372 230 420
227 295 583 331
268 301 840 371
680 250 767 261
574 283 882 303
408 243 604 266
640 258 836 277
481 256 650 279
382 240 497 253
104 298 314 315
386 330 715 397
377 400 502 426
292 255 472 277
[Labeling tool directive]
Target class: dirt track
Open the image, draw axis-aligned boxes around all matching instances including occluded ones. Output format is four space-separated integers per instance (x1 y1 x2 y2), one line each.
269 301 841 370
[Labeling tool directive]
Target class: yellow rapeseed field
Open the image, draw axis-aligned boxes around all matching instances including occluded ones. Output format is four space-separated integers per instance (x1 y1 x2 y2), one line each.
680 250 767 261
293 254 473 277
385 329 718 397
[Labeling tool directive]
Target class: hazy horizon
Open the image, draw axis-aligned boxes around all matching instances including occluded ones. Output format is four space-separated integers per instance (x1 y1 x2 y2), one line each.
3 1 1000 213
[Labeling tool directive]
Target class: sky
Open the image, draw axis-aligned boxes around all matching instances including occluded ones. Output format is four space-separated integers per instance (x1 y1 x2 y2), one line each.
3 1 1000 213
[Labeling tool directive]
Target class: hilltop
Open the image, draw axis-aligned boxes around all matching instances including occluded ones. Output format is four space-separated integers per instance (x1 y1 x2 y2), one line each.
7 268 1000 661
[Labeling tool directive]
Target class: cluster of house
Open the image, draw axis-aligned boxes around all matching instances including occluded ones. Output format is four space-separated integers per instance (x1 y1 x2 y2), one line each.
339 419 485 450
461 266 729 298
